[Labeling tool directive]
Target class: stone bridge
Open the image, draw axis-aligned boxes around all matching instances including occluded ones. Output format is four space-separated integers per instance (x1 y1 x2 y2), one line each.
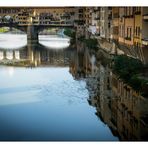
0 7 75 43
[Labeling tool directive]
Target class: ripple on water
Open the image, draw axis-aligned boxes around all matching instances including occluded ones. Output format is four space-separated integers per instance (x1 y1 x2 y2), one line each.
37 79 89 105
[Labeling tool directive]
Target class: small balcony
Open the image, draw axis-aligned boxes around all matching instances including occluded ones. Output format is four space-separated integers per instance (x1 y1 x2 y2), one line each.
142 38 148 46
143 14 148 21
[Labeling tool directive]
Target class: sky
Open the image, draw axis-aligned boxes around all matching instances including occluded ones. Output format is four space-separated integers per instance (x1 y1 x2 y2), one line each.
0 0 148 7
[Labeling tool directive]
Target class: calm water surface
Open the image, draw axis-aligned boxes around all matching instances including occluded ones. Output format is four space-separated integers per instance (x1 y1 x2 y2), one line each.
0 33 118 141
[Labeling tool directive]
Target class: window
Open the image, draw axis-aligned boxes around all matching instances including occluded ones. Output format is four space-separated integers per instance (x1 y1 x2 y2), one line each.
122 25 124 37
129 27 132 38
119 25 121 36
127 27 129 37
135 7 141 12
135 27 137 36
128 7 130 15
138 27 140 36
120 25 124 37
135 26 140 37
126 27 132 40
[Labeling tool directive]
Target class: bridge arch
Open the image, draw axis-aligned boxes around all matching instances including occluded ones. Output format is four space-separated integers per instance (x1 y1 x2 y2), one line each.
0 14 26 33
37 26 75 35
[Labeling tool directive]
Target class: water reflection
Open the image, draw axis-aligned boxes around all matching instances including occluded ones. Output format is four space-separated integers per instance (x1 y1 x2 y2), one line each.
0 33 147 141
39 35 70 49
69 42 98 79
0 34 118 141
0 33 70 50
0 34 27 49
0 43 70 67
70 42 148 141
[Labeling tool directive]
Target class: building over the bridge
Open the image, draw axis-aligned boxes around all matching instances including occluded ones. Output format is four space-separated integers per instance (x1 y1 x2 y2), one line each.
0 7 77 43
0 7 76 26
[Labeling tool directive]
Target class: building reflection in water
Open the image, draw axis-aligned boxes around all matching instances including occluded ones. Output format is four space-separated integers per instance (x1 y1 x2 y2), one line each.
69 42 98 79
69 41 148 141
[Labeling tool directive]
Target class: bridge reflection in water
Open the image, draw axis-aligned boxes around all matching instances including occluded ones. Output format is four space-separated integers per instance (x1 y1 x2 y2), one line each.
0 35 70 67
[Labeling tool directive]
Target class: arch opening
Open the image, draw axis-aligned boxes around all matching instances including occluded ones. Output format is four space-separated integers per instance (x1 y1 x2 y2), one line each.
38 27 71 50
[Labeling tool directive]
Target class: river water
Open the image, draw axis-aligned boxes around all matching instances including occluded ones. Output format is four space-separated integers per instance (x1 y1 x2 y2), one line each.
0 33 147 141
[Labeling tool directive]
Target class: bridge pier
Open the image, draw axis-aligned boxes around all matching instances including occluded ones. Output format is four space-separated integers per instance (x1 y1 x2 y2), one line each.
27 25 38 44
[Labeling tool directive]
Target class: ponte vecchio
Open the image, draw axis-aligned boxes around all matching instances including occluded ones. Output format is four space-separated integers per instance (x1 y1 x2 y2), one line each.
0 7 76 42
